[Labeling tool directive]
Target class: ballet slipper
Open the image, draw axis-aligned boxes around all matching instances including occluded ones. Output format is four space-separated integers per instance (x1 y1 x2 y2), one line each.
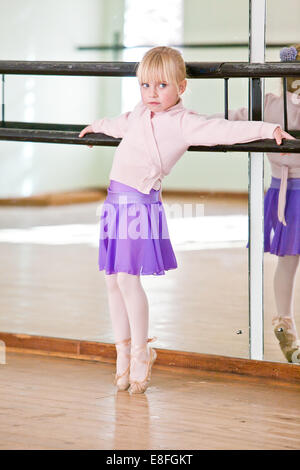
129 337 157 394
272 316 300 364
114 337 131 391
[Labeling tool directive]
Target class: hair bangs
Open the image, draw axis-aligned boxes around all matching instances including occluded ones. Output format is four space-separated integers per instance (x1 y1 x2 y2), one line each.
136 47 185 86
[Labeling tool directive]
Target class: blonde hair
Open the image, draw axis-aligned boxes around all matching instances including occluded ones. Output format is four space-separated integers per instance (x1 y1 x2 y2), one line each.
135 46 186 91
284 44 300 93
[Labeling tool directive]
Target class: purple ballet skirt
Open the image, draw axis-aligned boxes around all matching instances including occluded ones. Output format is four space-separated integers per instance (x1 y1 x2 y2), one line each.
264 177 300 256
98 179 178 275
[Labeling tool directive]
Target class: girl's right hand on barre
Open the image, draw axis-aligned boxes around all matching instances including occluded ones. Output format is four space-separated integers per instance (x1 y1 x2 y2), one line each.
78 125 94 148
273 126 296 156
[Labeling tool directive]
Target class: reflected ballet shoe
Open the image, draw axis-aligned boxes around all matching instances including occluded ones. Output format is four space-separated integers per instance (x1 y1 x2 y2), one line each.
114 337 131 391
129 337 157 394
272 316 300 364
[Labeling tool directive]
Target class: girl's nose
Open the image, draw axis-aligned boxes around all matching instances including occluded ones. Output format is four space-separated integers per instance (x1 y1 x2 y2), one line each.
149 86 158 97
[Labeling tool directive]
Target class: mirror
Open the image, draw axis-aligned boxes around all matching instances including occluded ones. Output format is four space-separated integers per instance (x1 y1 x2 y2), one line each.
263 0 300 364
0 0 255 360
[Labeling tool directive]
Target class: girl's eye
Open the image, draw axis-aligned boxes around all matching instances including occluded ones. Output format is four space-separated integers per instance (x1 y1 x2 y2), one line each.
141 83 167 88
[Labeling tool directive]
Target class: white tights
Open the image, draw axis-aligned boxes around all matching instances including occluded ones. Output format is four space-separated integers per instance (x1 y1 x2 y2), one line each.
104 256 299 371
104 273 149 344
273 255 300 331
104 273 150 378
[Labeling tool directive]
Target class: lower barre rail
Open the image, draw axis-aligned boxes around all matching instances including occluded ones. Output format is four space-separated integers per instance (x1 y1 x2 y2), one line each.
0 121 300 152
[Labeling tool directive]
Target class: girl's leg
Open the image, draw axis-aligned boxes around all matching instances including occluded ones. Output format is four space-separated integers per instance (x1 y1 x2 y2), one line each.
117 273 151 383
273 255 300 328
117 273 149 346
104 273 131 375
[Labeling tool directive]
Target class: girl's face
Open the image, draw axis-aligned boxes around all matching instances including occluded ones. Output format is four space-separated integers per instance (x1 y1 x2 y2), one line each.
140 79 186 113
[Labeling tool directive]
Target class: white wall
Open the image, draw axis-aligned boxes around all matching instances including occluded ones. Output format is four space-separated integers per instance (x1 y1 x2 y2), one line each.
1 0 299 196
0 0 124 197
173 0 300 192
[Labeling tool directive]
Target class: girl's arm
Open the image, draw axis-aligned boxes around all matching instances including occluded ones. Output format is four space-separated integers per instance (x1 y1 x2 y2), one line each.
181 110 280 147
78 111 132 142
90 111 132 138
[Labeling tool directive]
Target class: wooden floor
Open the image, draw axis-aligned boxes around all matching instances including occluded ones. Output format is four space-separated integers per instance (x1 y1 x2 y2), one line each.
0 195 300 362
0 192 299 363
1 351 300 450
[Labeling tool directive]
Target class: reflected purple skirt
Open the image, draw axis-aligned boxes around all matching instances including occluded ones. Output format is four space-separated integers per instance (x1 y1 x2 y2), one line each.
98 180 178 275
247 177 300 256
264 177 300 256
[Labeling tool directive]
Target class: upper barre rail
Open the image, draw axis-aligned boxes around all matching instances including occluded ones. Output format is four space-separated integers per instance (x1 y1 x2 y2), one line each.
0 61 300 77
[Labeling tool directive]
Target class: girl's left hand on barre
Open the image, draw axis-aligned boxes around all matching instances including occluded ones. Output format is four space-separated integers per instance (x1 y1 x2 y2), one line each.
273 127 296 156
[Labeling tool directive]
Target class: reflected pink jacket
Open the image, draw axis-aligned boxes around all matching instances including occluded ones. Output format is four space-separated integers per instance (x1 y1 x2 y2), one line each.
209 92 300 225
91 97 280 196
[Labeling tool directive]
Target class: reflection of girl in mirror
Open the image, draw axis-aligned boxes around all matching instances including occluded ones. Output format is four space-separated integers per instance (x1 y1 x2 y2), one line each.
211 45 300 363
79 46 292 393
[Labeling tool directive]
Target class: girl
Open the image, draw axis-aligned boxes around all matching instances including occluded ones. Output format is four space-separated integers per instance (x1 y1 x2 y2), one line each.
208 45 300 363
79 46 292 393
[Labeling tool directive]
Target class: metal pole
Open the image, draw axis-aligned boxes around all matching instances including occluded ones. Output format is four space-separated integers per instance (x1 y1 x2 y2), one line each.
248 0 266 360
224 78 229 119
283 77 288 132
1 74 4 124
